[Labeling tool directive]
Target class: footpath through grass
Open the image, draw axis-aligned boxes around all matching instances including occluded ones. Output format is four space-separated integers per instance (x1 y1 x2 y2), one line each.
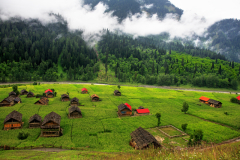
0 84 239 152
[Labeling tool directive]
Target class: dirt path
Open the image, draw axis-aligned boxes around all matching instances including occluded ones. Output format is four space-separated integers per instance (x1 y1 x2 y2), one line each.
28 148 69 152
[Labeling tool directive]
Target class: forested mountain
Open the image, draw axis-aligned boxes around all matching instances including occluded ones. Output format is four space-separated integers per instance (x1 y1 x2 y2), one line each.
0 18 99 82
84 0 183 21
98 32 240 89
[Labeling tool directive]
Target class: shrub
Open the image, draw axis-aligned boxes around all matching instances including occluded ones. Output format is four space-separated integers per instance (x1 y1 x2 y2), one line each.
230 97 239 103
181 102 189 114
181 123 188 131
17 132 29 140
33 82 37 85
224 112 229 115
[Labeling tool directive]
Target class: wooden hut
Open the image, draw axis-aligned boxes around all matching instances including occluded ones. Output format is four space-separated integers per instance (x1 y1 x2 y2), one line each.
4 110 23 130
20 89 28 95
29 114 42 128
0 96 15 106
118 103 132 116
91 94 99 102
114 90 121 96
68 106 82 118
41 112 62 137
9 91 17 98
208 99 222 108
45 90 54 98
199 96 210 104
81 88 88 94
70 97 79 106
130 127 161 150
27 91 35 98
14 97 22 104
61 94 70 101
35 97 49 105
135 108 150 116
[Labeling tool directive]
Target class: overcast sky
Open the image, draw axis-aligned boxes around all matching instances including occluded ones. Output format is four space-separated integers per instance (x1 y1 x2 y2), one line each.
0 0 239 40
170 0 240 20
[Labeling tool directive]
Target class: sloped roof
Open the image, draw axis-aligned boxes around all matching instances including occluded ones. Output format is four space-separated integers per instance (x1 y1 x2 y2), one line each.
1 96 15 103
61 94 69 98
136 108 150 114
236 96 240 101
138 106 145 109
71 97 79 103
130 127 161 149
4 110 22 123
199 96 210 102
46 91 54 95
29 114 42 123
118 103 131 111
208 99 222 105
27 91 34 96
45 89 53 93
14 97 21 102
20 89 28 93
35 97 49 105
9 91 16 96
91 94 99 98
68 106 81 114
42 112 61 126
114 90 121 94
124 103 132 111
81 88 88 91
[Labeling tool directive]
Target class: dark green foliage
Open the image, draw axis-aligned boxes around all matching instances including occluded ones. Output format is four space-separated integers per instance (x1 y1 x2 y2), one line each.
33 82 38 85
117 85 121 90
12 85 19 95
181 124 188 131
17 132 29 140
230 97 239 103
155 113 161 127
231 79 238 90
188 129 203 146
181 102 189 114
224 112 229 115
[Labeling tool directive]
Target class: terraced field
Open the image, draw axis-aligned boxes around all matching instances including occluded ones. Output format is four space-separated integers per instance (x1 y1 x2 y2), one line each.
0 84 239 152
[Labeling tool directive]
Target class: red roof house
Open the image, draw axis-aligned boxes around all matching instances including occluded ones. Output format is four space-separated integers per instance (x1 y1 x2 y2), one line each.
81 88 88 94
124 103 132 111
45 89 53 93
236 96 240 101
199 96 210 102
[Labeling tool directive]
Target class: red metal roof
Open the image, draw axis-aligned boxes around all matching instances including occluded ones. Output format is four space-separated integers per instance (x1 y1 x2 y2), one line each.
81 88 88 91
136 108 150 114
237 96 240 100
45 89 53 93
199 96 210 102
124 103 132 111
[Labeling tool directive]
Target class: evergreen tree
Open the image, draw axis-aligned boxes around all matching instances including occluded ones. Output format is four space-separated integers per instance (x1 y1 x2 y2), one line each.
181 102 189 114
155 113 161 127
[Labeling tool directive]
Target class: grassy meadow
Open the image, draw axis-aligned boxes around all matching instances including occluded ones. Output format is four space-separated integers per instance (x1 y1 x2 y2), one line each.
0 84 240 152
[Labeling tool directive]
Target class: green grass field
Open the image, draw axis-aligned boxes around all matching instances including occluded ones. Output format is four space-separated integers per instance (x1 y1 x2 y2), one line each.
0 84 239 152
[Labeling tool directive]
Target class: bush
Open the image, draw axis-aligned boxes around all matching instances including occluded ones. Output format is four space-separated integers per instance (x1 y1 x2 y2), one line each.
181 123 188 131
224 112 229 115
33 82 37 85
230 97 239 103
17 132 29 140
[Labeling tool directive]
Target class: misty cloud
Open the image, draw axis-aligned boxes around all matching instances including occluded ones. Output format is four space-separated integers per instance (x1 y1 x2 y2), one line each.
0 0 220 40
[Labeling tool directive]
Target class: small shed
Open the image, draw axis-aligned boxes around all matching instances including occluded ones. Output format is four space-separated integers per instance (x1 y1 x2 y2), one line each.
9 91 17 98
35 97 49 105
20 89 28 95
27 91 35 98
29 114 42 128
0 96 15 107
81 88 88 94
61 94 70 101
130 127 161 150
199 96 210 104
135 108 150 116
70 97 79 106
208 99 222 108
41 112 62 137
68 106 82 118
236 96 240 101
91 94 99 102
45 91 54 98
118 103 132 116
114 90 121 96
4 110 23 130
14 97 22 104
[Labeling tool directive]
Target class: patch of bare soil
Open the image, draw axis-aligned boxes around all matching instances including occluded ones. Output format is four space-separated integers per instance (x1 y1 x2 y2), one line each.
155 136 164 143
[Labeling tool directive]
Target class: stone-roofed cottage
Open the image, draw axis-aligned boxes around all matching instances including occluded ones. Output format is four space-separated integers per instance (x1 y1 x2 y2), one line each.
29 114 42 128
41 112 62 137
20 89 28 95
68 106 82 118
70 97 79 106
14 97 22 104
27 91 35 98
4 110 23 130
0 96 15 106
34 97 49 105
130 127 161 150
9 91 17 98
61 94 70 101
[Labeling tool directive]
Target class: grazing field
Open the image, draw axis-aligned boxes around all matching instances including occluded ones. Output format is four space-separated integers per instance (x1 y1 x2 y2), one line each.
0 84 240 152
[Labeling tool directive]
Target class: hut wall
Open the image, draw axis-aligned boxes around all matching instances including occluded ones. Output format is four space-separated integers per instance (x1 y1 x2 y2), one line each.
69 112 82 118
29 123 41 128
47 94 54 98
118 108 132 116
71 102 79 106
91 97 99 102
27 95 34 98
135 112 149 116
114 93 121 96
4 122 22 130
41 129 60 137
21 92 28 95
82 91 87 94
0 100 14 106
61 98 70 101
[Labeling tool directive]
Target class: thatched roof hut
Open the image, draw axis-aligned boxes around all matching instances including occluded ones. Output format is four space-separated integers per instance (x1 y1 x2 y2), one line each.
35 97 49 105
29 114 42 128
61 94 70 101
41 112 62 137
14 97 22 104
91 94 99 102
0 96 15 106
4 110 23 130
27 91 34 98
20 89 28 95
70 97 79 106
68 106 82 118
208 99 222 108
130 127 161 150
9 91 17 97
114 90 121 96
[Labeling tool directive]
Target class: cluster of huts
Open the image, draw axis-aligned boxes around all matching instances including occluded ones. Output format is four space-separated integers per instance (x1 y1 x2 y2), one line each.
0 91 22 107
199 96 222 108
1 87 160 150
